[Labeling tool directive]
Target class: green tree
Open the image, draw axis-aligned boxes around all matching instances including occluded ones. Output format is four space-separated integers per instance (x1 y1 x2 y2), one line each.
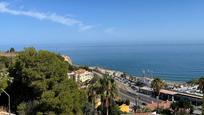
89 75 118 115
9 48 15 53
100 75 118 115
125 99 130 105
109 105 121 115
83 102 93 115
160 108 171 115
151 78 165 97
0 71 10 94
88 82 99 114
0 56 12 94
170 99 193 115
171 101 178 115
0 56 10 68
198 77 204 115
187 79 199 85
8 48 87 114
151 78 165 113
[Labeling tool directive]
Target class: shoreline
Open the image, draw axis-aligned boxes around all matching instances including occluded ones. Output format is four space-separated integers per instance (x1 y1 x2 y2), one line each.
86 66 203 100
74 63 198 83
87 66 186 85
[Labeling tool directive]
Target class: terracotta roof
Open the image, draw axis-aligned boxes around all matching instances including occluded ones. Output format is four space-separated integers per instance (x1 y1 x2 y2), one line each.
160 89 177 95
145 100 171 111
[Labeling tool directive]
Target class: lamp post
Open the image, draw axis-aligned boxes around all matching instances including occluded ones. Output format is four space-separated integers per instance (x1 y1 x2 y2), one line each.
1 88 10 115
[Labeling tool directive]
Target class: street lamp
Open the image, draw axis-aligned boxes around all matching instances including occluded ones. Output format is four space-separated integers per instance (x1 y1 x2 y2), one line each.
1 88 10 115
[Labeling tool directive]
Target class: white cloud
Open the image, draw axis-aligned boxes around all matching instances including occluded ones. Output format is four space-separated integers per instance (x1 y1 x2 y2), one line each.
79 24 94 31
0 2 93 31
104 27 115 34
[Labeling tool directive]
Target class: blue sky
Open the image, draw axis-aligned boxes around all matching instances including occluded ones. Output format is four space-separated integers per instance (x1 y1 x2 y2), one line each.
0 0 204 45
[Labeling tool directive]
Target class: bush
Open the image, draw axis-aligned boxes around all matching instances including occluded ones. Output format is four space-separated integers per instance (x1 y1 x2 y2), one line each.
125 99 130 105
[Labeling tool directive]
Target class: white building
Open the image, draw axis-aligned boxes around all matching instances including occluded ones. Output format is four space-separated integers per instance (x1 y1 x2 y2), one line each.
68 69 94 82
138 77 153 87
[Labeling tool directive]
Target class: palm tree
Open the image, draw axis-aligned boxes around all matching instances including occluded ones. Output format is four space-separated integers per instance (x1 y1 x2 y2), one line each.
151 78 165 97
88 77 102 114
151 78 165 113
99 75 118 115
198 77 204 114
88 75 118 115
88 84 97 114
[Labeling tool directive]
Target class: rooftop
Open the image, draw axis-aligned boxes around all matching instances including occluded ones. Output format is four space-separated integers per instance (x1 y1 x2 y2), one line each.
0 52 17 57
145 100 171 111
177 92 203 99
75 69 87 74
160 89 177 95
140 86 152 91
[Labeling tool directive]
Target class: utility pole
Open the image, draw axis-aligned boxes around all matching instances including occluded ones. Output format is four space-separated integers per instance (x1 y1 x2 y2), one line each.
1 88 10 115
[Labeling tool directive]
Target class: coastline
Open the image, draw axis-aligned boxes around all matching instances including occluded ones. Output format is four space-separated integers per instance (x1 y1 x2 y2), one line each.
87 66 185 85
86 65 203 101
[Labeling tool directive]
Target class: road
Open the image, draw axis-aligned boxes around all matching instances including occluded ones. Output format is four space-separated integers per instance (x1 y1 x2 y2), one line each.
92 71 162 106
116 80 161 106
119 88 161 105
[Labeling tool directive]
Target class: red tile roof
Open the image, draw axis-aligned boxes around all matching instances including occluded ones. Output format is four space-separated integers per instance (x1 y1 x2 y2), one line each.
145 100 171 111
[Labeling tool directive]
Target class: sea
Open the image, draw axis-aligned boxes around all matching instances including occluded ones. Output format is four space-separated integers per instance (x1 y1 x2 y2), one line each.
1 41 204 82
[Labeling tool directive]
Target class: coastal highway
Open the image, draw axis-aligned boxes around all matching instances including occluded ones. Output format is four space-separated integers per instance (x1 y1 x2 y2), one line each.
116 80 161 106
118 88 161 106
92 70 161 106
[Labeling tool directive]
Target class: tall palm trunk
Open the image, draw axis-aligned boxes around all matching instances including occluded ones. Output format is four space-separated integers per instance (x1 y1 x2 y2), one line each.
93 95 96 115
157 93 160 113
106 97 109 115
151 78 165 114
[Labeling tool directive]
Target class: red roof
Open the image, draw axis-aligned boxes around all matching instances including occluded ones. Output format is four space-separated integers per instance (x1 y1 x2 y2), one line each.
145 100 171 111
